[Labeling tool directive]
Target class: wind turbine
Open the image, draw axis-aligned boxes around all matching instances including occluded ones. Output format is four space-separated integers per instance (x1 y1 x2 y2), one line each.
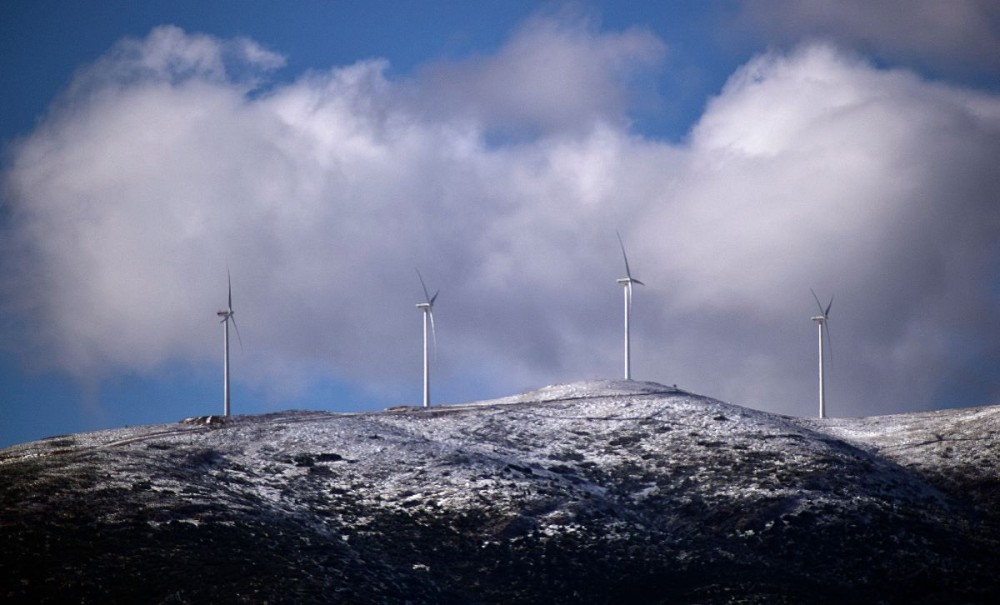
216 270 242 417
616 231 644 380
810 289 833 419
415 269 438 408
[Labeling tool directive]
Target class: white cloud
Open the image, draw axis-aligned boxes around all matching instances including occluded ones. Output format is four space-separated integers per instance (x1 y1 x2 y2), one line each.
2 21 999 418
60 25 285 102
648 44 1000 412
407 12 667 136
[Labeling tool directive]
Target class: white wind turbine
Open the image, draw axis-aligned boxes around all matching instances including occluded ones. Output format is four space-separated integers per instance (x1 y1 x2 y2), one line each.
216 270 242 417
415 269 438 409
616 232 644 380
810 289 833 419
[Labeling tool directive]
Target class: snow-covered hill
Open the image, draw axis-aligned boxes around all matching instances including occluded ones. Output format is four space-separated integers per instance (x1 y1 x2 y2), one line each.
2 381 998 603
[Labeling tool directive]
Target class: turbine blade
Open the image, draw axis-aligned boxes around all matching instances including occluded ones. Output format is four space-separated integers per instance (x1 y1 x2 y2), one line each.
810 288 825 316
617 231 633 279
430 290 439 307
416 268 432 304
632 278 645 287
825 295 834 317
824 321 833 367
429 310 437 360
227 268 233 311
231 315 244 352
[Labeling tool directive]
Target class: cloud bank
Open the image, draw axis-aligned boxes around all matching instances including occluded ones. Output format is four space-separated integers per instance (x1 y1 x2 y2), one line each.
3 19 999 416
739 0 1000 75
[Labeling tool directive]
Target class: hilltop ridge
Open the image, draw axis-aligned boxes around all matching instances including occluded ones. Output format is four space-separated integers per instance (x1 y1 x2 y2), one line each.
2 381 998 603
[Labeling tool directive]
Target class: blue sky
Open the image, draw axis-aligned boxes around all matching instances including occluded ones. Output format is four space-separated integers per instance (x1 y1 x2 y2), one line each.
2 1 999 447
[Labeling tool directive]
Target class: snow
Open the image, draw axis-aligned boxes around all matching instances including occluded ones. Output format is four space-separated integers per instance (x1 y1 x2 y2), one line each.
3 380 999 602
1 380 963 522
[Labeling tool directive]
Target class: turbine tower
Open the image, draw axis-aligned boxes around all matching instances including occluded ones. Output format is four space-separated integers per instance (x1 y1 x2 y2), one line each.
616 232 644 380
415 269 438 408
810 289 833 419
216 270 241 417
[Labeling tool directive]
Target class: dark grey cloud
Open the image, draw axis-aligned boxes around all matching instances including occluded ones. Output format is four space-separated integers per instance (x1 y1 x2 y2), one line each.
738 0 1000 77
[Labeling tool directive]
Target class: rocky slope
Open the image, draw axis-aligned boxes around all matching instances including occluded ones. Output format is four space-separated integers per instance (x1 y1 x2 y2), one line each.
2 381 998 603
